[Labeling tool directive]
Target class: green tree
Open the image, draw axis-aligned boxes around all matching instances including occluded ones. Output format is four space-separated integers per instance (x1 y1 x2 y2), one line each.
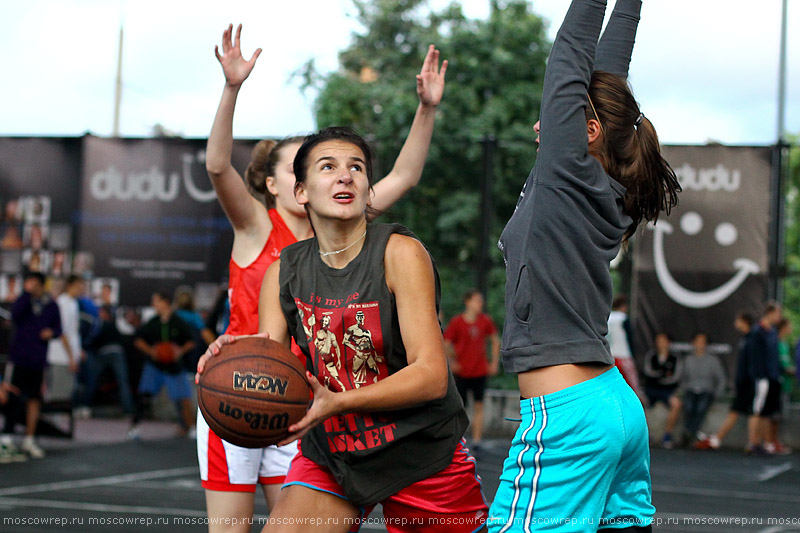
302 0 549 338
782 136 800 325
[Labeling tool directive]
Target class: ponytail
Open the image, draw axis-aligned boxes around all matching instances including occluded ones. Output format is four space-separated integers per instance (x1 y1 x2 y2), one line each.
588 71 681 241
244 136 306 209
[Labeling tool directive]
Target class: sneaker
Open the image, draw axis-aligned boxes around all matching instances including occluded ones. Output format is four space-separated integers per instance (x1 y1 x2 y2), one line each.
127 426 141 441
661 434 674 449
0 441 28 463
744 444 769 457
693 438 713 450
765 442 792 455
708 435 721 449
21 437 45 459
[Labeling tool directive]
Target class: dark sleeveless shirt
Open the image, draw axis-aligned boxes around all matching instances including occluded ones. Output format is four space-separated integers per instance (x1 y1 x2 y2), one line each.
278 223 467 506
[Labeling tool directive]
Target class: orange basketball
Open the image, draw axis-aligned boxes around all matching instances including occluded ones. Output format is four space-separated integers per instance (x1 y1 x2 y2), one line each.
197 337 310 448
155 341 180 364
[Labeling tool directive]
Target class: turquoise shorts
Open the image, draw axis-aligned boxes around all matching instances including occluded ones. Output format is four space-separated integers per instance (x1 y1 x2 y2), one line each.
488 367 654 532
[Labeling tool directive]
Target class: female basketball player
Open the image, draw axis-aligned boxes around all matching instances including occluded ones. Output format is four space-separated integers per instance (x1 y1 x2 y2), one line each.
199 127 489 532
197 24 448 533
488 1 680 531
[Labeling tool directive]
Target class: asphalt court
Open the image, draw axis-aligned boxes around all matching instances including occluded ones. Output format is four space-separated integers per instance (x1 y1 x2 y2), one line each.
1 430 800 532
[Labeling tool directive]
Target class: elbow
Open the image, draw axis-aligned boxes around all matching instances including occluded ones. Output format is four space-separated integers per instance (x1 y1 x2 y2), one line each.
426 372 449 401
205 163 226 179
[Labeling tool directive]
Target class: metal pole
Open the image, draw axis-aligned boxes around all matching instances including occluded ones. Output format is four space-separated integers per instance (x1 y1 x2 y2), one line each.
478 135 496 297
770 0 788 300
112 26 123 137
777 0 788 143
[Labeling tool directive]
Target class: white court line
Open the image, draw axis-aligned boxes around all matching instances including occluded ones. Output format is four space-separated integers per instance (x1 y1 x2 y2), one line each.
758 462 794 482
653 484 800 504
0 497 209 518
0 467 197 497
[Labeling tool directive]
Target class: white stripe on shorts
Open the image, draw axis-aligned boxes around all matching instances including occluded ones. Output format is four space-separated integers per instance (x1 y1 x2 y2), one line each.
524 397 547 533
752 378 769 415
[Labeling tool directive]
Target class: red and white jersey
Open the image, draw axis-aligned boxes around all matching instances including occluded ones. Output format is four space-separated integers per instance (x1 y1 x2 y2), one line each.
226 209 297 336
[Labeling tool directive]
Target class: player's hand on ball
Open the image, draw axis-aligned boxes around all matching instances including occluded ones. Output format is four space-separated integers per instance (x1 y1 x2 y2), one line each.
195 332 269 382
278 371 341 446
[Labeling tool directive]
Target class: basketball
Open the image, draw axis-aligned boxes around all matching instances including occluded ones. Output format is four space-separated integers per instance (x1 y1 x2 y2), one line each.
197 336 310 448
155 341 180 364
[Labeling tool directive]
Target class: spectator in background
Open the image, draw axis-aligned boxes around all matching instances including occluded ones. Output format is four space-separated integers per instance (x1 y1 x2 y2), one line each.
204 285 230 338
45 275 82 406
1 272 61 458
173 286 214 374
80 305 134 418
695 312 755 450
0 380 25 462
766 317 793 455
607 294 644 401
679 331 726 447
443 289 500 449
642 332 682 449
747 302 783 456
129 291 196 439
72 281 100 418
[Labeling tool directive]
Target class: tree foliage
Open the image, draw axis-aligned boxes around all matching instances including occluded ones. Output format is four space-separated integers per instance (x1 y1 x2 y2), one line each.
303 0 550 332
782 136 800 327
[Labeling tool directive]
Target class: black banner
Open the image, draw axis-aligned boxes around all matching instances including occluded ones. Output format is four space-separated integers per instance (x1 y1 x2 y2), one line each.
0 135 257 308
631 145 772 374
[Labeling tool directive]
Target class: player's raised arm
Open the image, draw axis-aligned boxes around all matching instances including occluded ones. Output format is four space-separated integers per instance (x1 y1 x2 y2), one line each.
369 45 447 214
205 24 266 232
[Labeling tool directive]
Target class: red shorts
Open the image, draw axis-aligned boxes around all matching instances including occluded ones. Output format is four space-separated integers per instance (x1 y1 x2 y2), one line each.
284 441 488 532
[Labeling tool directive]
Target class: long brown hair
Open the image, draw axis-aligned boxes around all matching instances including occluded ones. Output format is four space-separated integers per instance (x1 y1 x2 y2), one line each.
244 136 305 209
587 71 681 241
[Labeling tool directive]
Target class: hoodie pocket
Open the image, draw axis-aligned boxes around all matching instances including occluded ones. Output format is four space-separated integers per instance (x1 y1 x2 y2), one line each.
511 264 531 323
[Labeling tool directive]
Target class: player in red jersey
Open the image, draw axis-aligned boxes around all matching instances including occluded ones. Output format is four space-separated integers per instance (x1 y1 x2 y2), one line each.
196 24 447 532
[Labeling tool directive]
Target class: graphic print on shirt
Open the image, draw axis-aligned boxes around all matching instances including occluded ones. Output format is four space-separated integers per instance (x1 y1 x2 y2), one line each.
295 301 316 343
343 307 385 388
294 297 394 453
314 313 345 391
294 298 387 391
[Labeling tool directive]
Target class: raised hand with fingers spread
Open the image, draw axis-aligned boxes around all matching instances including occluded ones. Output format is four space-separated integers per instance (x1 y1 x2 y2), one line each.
215 23 262 88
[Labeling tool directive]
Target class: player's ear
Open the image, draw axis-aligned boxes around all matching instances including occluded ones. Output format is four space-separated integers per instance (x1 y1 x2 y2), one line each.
587 119 602 144
295 182 308 206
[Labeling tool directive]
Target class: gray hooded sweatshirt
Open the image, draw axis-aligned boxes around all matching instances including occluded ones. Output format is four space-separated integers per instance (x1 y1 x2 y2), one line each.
498 0 641 373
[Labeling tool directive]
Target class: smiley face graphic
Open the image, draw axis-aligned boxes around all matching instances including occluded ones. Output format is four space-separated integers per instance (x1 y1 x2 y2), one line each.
649 212 759 309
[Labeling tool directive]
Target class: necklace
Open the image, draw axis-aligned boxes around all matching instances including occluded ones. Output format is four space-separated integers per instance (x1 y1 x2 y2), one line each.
319 230 367 257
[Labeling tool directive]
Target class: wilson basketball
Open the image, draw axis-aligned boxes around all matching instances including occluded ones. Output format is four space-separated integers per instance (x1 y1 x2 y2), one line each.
155 341 180 364
197 336 310 448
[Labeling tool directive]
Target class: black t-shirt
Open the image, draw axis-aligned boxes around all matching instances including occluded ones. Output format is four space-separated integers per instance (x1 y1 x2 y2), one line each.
136 314 193 374
279 223 467 506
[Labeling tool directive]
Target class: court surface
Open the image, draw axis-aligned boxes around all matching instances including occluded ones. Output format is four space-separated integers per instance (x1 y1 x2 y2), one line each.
1 418 799 532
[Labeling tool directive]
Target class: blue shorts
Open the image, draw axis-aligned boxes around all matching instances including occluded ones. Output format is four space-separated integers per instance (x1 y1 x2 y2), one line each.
137 361 191 401
488 367 654 532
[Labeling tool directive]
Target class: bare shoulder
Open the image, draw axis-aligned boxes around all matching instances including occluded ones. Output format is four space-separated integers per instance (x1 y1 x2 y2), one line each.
385 233 432 290
385 233 429 264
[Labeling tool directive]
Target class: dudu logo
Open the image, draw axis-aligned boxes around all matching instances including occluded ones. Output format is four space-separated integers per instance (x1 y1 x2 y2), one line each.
674 162 741 192
649 210 759 309
89 152 216 203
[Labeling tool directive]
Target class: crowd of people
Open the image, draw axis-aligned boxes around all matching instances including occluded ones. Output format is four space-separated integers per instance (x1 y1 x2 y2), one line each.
621 300 796 456
0 272 224 462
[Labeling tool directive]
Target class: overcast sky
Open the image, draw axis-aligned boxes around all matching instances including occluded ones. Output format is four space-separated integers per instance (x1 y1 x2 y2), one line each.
0 0 797 145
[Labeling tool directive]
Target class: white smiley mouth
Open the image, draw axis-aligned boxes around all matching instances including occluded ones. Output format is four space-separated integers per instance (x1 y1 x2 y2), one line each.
649 218 759 309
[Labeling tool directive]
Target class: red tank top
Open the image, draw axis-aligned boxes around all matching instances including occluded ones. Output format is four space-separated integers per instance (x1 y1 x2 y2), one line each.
226 209 297 335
